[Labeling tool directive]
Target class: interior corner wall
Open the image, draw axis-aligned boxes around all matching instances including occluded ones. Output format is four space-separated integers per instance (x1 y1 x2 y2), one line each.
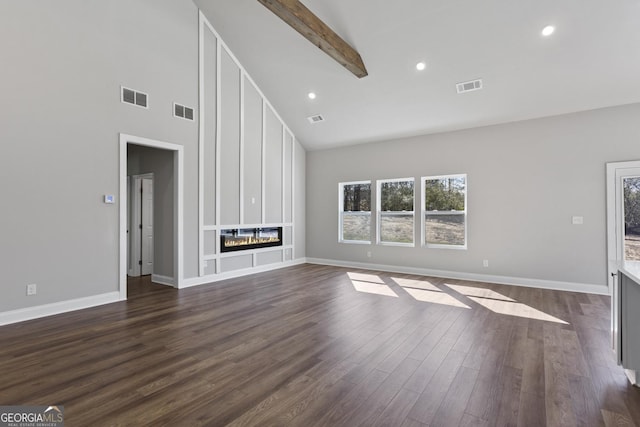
0 0 199 313
306 103 640 290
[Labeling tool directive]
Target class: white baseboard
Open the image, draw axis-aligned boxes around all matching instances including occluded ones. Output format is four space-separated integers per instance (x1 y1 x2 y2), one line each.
0 291 122 326
181 258 307 289
151 274 176 288
306 258 609 295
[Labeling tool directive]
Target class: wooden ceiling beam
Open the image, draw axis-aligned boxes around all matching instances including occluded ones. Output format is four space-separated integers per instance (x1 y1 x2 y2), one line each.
257 0 368 78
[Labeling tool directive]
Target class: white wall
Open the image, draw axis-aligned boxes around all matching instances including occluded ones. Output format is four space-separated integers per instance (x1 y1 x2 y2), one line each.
306 103 640 292
0 1 305 319
0 0 198 313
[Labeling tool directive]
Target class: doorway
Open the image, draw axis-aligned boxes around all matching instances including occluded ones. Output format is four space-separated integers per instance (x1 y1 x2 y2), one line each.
606 161 640 288
606 160 640 353
119 134 184 300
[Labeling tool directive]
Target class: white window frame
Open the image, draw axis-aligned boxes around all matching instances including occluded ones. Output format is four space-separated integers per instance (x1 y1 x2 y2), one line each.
338 180 372 244
421 174 467 250
377 177 415 247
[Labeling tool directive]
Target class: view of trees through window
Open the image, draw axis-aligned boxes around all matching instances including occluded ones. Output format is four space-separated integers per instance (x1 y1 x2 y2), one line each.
340 182 371 241
339 175 467 248
343 183 371 211
424 175 466 246
379 179 414 244
624 177 640 261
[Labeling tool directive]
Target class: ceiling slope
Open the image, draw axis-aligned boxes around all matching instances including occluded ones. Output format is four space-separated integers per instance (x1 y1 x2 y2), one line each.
196 0 640 150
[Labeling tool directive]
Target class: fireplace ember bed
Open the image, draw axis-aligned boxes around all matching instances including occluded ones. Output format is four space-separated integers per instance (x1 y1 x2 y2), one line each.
220 227 283 253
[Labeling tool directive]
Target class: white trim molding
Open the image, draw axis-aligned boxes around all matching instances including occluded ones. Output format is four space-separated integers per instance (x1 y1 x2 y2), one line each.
0 292 121 326
151 274 177 288
181 258 306 289
306 258 609 295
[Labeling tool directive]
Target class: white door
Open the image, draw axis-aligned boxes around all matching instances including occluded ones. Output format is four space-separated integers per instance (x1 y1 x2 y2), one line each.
141 178 154 275
128 174 154 277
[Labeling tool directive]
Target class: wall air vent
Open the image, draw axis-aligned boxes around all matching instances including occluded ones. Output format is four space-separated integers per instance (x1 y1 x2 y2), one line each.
174 103 194 121
121 86 148 108
307 114 325 124
456 79 483 94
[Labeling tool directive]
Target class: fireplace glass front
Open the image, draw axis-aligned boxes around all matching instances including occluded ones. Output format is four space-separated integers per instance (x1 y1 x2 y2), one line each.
220 227 283 253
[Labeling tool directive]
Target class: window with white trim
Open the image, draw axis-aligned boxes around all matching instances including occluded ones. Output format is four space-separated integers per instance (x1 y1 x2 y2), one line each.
339 181 371 243
423 174 467 248
377 178 415 245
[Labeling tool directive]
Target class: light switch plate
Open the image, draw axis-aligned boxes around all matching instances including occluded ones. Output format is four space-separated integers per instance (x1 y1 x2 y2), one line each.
572 216 584 225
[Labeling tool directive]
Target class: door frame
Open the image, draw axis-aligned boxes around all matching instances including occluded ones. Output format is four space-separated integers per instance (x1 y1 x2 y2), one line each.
606 161 640 291
129 173 154 277
119 133 184 300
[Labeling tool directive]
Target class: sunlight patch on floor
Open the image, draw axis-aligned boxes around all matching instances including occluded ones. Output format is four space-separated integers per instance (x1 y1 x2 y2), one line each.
391 277 470 309
390 277 440 291
444 284 515 301
350 280 398 297
347 272 385 284
347 274 568 322
468 297 569 324
445 283 569 324
402 287 471 309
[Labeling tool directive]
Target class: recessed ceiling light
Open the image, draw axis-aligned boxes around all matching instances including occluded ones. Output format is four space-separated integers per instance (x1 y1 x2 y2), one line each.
307 92 317 100
416 62 426 71
541 25 555 36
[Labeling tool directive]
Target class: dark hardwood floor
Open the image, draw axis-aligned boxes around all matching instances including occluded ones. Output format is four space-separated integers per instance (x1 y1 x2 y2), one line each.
1 264 639 426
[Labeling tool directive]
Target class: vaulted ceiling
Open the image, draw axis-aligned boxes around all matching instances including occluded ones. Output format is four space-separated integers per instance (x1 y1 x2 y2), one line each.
195 0 640 150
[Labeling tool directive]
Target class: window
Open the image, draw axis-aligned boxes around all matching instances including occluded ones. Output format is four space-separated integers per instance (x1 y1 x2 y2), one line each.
377 178 415 245
423 174 467 248
339 181 371 243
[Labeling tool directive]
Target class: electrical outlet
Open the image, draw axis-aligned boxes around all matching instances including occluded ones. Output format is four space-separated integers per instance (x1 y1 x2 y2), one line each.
367 251 372 258
483 260 489 268
26 284 37 296
204 260 208 268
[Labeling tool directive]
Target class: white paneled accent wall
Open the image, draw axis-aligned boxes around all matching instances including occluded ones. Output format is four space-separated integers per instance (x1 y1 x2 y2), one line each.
197 12 297 280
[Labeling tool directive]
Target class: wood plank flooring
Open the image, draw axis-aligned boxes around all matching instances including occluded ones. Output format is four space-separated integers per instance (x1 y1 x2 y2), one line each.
1 264 639 426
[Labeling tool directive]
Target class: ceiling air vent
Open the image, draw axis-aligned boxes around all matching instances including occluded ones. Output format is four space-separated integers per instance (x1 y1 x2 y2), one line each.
307 114 325 124
174 103 194 121
121 86 148 108
456 79 483 94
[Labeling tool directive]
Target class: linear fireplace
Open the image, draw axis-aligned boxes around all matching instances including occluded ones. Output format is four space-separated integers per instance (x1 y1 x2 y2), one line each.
220 227 283 253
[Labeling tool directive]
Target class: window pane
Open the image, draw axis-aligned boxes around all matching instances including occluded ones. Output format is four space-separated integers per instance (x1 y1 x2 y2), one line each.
380 214 414 243
381 180 414 211
426 214 465 246
343 183 371 212
425 177 465 211
624 176 640 261
342 213 371 241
